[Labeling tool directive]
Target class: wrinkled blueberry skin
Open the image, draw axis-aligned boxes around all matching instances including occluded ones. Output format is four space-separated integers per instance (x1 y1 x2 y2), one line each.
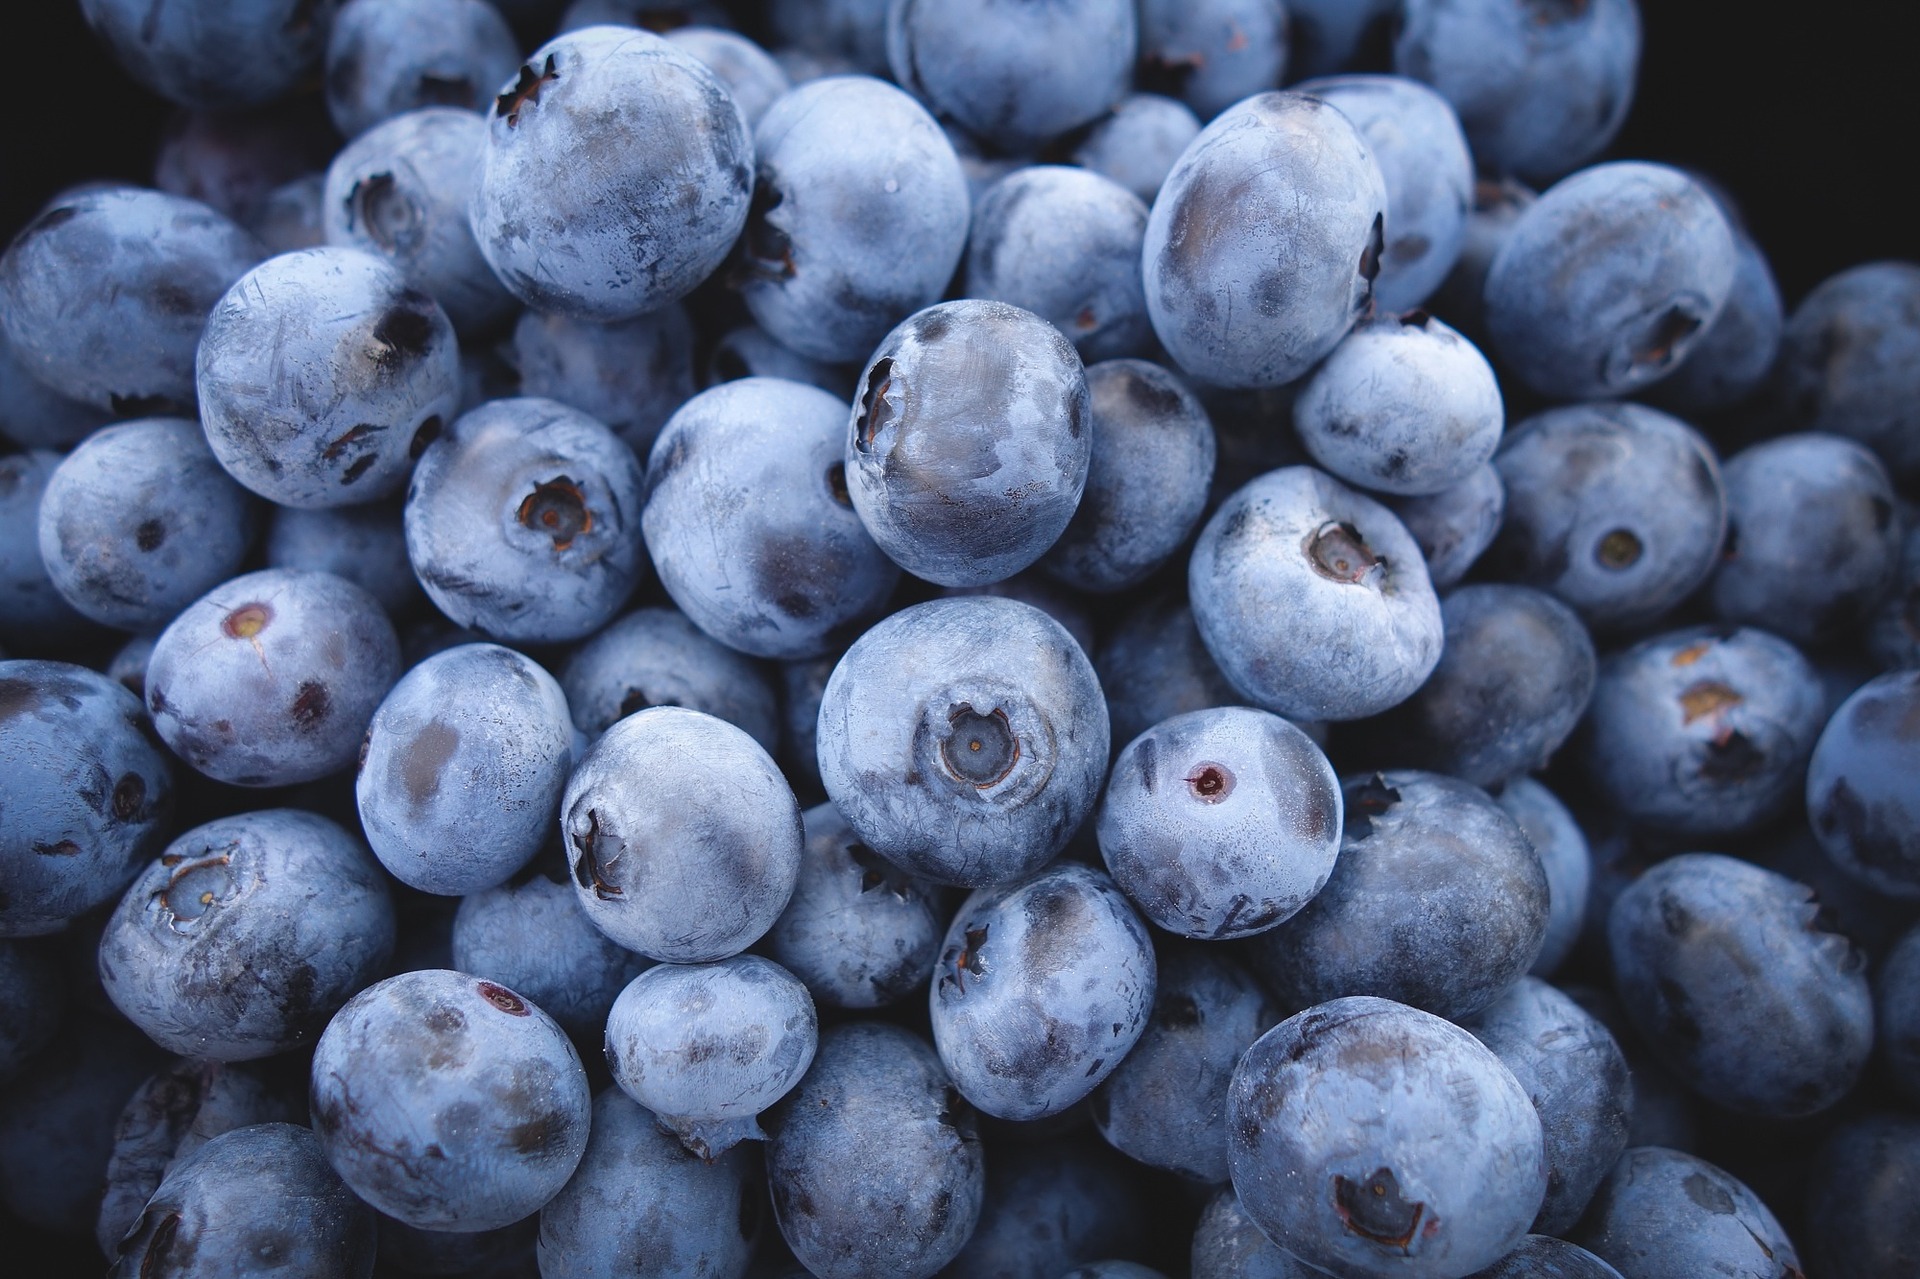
1385 462 1505 592
764 1022 983 1279
38 417 261 632
1041 360 1216 594
198 246 461 508
1099 707 1342 940
1712 433 1900 645
1228 997 1547 1279
1489 402 1727 633
708 323 848 397
848 301 1091 587
453 869 650 1041
100 809 396 1061
1294 76 1473 312
325 0 521 138
79 0 340 109
537 1087 758 1279
1610 853 1873 1118
1484 162 1736 401
1581 625 1825 838
0 187 261 414
1071 93 1201 205
1096 595 1243 751
266 500 421 618
0 451 95 646
1495 778 1591 978
1294 311 1504 497
1190 467 1442 722
1882 925 1920 1102
514 305 696 457
1137 0 1287 121
1092 944 1276 1183
645 378 900 660
563 706 802 962
471 26 754 321
1144 93 1387 389
560 606 780 749
1868 520 1920 671
0 333 110 450
1190 1185 1313 1279
108 1123 374 1279
358 644 574 895
604 955 817 1156
1806 670 1920 899
1243 770 1548 1021
1570 1147 1802 1279
323 107 518 335
666 26 791 127
146 568 401 786
948 1135 1153 1279
816 597 1109 887
0 661 173 938
765 802 945 1010
1804 1112 1920 1279
1652 226 1784 416
405 397 648 644
0 941 62 1084
1394 0 1641 185
888 0 1135 151
1469 1236 1626 1279
930 862 1156 1120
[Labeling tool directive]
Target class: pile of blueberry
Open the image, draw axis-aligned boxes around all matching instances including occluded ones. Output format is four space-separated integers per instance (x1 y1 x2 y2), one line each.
4 2 1919 1277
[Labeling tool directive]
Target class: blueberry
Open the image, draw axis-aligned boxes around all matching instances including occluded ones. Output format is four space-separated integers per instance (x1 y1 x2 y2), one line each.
324 0 521 138
0 187 261 414
1580 625 1825 838
0 661 173 938
1806 670 1920 899
778 654 838 796
470 25 754 321
1431 177 1535 342
1190 1185 1313 1279
1241 770 1548 1021
108 1123 375 1279
1143 93 1387 389
1569 1147 1802 1279
1070 93 1202 205
1880 924 1920 1103
0 940 63 1084
104 635 157 703
1802 1112 1920 1279
763 1021 984 1279
310 969 591 1231
941 570 1102 660
357 643 574 895
1489 402 1727 633
1294 310 1504 496
707 322 850 397
1650 223 1785 416
1495 778 1592 979
250 174 329 255
1227 997 1546 1279
931 862 1155 1120
562 706 802 962
816 596 1109 886
664 26 791 127
947 1135 1154 1279
150 105 335 227
1747 823 1920 969
1136 0 1288 121
560 605 780 750
78 0 340 109
1867 519 1920 672
1096 594 1245 751
0 332 110 451
768 0 891 76
37 417 261 632
0 451 91 647
1189 467 1442 722
405 397 648 644
265 500 422 618
847 300 1091 587
1383 461 1506 591
764 802 946 1010
537 1087 760 1277
1286 0 1401 81
145 568 401 787
1468 1236 1628 1279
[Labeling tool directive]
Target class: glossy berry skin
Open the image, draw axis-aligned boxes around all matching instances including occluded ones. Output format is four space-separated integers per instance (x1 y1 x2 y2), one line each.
930 862 1156 1121
107 1123 374 1279
559 606 779 749
265 501 420 618
311 969 591 1232
470 26 753 321
1484 162 1736 401
99 810 396 1062
146 568 401 787
536 1087 759 1279
604 955 817 1157
1496 779 1591 979
0 661 174 938
1096 596 1243 751
1098 707 1342 940
1041 359 1216 595
79 0 340 110
1651 225 1784 416
197 246 461 508
36 417 260 632
1144 93 1387 389
562 706 803 962
1806 671 1920 899
847 301 1091 587
0 187 261 414
1243 771 1548 1022
1071 93 1201 205
1769 261 1920 485
764 802 945 1010
763 1021 984 1279
816 597 1109 887
1489 402 1727 632
405 397 648 644
1190 467 1442 723
1227 997 1547 1279
514 305 696 457
1294 311 1504 496
645 378 899 660
357 644 574 895
740 75 970 365
324 0 521 138
1581 626 1825 838
1570 1147 1802 1279
1137 0 1287 122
